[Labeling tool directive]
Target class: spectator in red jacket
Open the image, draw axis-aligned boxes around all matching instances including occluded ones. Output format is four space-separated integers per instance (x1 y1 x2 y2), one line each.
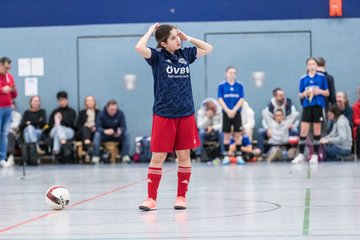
0 57 18 168
353 85 360 155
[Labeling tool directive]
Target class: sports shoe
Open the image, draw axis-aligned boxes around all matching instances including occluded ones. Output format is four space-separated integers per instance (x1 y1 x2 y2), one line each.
122 155 131 163
174 196 186 210
222 156 230 165
139 198 157 211
236 156 246 165
7 155 15 167
0 160 8 168
291 154 305 164
91 156 100 164
309 154 318 164
212 158 221 165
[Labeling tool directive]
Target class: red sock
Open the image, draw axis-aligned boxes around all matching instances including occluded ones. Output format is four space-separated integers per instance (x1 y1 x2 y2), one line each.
177 166 191 198
147 167 162 200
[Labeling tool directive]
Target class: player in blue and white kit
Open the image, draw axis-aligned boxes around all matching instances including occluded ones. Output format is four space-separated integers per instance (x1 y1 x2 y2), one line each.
217 66 245 165
135 23 213 211
292 57 329 164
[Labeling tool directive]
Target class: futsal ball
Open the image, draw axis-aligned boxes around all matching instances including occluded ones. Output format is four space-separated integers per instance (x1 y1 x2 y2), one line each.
45 186 70 210
289 136 299 145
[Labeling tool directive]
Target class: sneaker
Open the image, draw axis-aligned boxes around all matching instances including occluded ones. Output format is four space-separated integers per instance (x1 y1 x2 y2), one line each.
0 160 8 168
291 154 305 164
7 155 15 167
236 156 246 165
122 155 131 163
212 158 221 165
174 196 186 210
91 156 100 164
139 198 157 211
309 154 318 164
222 156 230 165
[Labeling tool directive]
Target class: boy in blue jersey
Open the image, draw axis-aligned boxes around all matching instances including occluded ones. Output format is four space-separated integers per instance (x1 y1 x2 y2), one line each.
292 58 329 164
217 66 245 165
135 23 213 211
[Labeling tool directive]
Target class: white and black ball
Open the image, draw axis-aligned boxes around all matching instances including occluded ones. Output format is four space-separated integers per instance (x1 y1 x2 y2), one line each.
45 186 70 210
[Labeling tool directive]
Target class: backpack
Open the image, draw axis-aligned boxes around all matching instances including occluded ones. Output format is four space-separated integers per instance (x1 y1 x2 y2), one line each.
133 136 151 162
21 143 39 166
59 142 75 164
305 136 326 161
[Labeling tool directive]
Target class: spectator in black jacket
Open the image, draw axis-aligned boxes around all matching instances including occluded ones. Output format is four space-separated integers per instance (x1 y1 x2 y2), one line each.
317 57 336 108
49 91 76 155
20 95 46 154
75 96 99 152
92 100 130 163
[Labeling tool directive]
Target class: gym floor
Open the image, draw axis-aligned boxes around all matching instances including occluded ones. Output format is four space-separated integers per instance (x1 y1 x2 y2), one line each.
0 161 359 239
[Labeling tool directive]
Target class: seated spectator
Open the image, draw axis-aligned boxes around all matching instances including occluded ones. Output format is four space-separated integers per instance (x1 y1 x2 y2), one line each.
327 91 353 133
265 109 299 162
75 96 99 155
6 101 21 167
195 98 223 159
92 100 130 163
20 96 46 154
336 91 353 124
228 133 261 163
241 101 255 140
320 105 352 161
258 88 299 152
49 91 76 155
353 85 360 156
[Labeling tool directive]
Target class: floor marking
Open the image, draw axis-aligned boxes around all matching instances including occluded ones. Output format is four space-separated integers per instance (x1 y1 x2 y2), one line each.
0 167 176 234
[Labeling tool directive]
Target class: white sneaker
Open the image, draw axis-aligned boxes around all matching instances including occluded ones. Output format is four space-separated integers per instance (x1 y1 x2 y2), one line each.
0 160 8 168
236 156 246 165
91 156 100 164
291 154 305 164
122 155 131 163
7 155 15 167
222 156 230 165
309 154 318 164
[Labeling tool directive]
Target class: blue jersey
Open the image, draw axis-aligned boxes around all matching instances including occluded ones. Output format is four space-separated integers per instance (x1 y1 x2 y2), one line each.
145 47 197 118
299 72 328 108
217 81 244 112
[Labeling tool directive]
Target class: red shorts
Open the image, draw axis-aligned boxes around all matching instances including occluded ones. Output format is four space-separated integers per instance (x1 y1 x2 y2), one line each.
151 114 200 152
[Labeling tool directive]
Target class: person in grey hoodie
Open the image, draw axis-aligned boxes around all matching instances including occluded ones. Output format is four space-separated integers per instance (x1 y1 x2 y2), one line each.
267 109 299 146
320 104 352 161
258 88 299 152
195 98 224 158
265 109 299 162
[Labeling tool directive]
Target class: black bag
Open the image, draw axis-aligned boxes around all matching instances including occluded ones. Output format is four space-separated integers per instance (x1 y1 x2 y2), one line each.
21 143 39 166
59 142 75 164
134 136 151 162
100 148 112 164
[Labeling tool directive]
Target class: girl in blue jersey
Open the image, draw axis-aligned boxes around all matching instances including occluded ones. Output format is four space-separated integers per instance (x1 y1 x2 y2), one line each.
292 58 329 164
135 23 213 211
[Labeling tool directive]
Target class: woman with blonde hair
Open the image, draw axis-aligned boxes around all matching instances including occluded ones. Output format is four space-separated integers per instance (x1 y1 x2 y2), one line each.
75 96 99 156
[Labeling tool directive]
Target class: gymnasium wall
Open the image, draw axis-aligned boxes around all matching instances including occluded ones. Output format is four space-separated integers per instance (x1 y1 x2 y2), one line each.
0 2 359 153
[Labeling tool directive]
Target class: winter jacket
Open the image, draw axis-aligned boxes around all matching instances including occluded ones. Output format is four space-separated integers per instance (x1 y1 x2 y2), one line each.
96 107 127 135
196 98 222 131
262 97 299 129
